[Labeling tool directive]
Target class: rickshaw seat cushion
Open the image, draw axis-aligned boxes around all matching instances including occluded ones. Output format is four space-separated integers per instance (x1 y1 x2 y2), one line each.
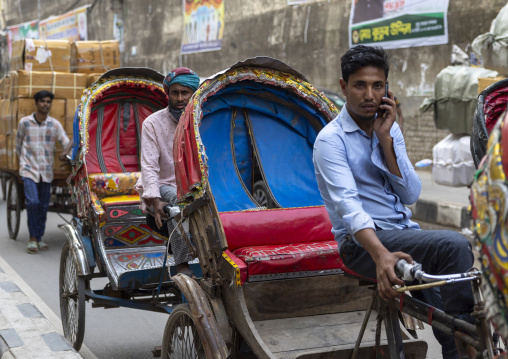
232 240 342 277
219 206 334 251
88 172 141 199
220 206 371 282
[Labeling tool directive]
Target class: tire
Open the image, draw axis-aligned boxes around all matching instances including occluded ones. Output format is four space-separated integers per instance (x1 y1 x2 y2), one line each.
59 242 86 351
6 177 21 240
252 180 274 208
1 173 7 201
161 304 207 359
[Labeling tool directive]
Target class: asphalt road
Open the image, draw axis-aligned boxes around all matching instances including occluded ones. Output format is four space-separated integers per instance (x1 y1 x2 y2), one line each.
0 190 475 359
0 201 170 359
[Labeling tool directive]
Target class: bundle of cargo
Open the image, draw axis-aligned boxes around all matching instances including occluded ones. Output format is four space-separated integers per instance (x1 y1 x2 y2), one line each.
472 2 508 76
419 66 499 135
10 39 71 73
71 40 120 74
0 39 121 175
10 70 87 99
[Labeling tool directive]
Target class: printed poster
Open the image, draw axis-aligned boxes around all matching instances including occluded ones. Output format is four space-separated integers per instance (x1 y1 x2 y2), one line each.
349 0 449 49
39 5 90 41
6 20 39 57
181 0 225 54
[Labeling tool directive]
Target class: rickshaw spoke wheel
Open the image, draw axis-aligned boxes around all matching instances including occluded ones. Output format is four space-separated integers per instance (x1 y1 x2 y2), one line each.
59 242 86 351
161 304 207 359
6 177 21 240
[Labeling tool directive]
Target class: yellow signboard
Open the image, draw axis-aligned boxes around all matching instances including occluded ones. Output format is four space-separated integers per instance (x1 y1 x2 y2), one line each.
39 5 89 41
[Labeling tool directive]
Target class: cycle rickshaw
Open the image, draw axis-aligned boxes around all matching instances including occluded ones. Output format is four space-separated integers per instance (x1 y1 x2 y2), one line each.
60 59 501 359
59 67 201 352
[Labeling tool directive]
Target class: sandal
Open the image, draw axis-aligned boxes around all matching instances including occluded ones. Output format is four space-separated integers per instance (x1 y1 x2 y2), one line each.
38 241 49 251
27 241 39 254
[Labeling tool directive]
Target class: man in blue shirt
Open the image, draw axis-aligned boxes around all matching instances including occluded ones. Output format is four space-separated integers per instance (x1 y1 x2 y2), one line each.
313 45 474 359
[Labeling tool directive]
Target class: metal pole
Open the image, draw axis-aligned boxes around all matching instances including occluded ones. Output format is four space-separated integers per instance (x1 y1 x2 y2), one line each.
351 288 377 359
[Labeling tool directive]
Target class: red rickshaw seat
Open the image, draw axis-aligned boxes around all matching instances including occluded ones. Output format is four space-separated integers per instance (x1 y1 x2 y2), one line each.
219 206 365 284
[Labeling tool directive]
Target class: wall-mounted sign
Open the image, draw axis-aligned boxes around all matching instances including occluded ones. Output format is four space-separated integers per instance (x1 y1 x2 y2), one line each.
181 0 225 54
39 5 90 41
349 0 449 49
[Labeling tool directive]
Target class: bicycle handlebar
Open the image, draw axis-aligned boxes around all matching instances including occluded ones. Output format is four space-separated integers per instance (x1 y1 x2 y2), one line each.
395 259 482 283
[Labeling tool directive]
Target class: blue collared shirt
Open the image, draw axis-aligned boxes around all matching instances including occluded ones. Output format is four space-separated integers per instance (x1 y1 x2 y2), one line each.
313 106 421 248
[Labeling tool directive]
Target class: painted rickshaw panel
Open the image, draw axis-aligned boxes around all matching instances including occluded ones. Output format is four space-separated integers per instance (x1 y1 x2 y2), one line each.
471 109 508 340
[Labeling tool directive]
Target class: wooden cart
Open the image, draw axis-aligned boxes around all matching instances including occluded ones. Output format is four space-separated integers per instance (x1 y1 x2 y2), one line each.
1 167 74 239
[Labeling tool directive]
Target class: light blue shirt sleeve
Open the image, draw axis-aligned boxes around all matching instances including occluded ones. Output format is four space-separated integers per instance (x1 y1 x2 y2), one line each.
371 124 421 205
314 135 376 235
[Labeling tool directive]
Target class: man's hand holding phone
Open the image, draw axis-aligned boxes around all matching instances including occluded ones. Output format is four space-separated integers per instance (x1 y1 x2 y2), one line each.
374 82 397 141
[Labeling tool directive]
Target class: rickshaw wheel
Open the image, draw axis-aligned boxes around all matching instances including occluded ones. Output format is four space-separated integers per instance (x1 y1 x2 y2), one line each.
1 173 7 200
6 177 21 240
59 242 86 351
161 304 207 359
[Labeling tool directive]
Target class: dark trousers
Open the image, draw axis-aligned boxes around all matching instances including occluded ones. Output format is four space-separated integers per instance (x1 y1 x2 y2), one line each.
340 229 474 359
22 177 51 242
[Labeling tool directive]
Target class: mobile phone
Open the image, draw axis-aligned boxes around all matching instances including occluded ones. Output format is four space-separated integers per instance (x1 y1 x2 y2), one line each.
382 82 389 116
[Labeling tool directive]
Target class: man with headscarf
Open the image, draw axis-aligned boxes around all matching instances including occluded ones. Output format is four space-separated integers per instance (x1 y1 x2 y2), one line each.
135 67 200 277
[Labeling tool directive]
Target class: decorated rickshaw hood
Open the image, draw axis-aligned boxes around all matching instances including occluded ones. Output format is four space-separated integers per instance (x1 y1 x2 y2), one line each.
75 67 166 170
174 57 339 205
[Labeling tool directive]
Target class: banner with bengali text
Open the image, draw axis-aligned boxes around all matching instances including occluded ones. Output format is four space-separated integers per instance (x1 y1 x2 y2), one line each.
39 5 89 41
181 0 225 54
349 0 449 49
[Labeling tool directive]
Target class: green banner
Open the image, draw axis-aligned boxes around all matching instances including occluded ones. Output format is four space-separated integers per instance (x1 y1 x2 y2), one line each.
349 1 449 49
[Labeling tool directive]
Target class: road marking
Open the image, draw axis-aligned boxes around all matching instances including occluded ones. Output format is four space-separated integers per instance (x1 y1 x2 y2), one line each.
0 254 98 359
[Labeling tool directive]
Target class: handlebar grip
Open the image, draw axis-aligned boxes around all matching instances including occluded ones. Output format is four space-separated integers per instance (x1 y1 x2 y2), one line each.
395 259 408 277
163 205 180 219
395 259 422 281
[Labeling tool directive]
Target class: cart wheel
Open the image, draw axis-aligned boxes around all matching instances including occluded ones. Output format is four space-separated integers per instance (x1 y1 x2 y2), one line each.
6 177 21 240
161 304 207 359
59 242 86 351
1 174 6 200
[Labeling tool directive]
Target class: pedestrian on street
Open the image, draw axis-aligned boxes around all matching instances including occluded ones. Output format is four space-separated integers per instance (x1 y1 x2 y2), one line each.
313 45 475 359
135 67 200 277
15 90 70 254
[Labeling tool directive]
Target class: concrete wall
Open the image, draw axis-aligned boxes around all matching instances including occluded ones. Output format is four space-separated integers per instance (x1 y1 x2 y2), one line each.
2 0 506 162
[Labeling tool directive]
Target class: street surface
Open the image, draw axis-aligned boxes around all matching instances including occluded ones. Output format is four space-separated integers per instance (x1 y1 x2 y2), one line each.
0 194 475 359
0 202 168 359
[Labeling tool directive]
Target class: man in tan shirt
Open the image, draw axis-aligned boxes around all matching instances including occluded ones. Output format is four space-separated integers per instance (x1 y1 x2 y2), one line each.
135 68 200 276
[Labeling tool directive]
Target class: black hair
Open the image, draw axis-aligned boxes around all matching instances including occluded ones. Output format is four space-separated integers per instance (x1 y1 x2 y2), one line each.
34 90 54 103
341 45 390 83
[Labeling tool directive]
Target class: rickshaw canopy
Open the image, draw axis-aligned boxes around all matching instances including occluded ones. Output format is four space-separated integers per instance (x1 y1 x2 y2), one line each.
174 56 339 211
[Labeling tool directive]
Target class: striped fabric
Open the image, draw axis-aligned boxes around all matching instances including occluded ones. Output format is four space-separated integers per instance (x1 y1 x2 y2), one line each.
15 114 70 183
